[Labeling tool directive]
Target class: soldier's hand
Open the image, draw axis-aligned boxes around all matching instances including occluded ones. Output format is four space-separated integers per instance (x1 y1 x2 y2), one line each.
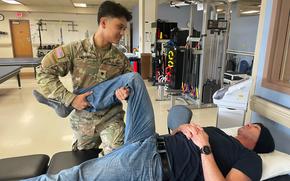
71 91 93 110
115 87 130 101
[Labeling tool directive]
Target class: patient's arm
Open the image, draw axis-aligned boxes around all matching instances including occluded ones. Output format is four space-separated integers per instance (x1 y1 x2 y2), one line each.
201 152 251 181
226 168 251 181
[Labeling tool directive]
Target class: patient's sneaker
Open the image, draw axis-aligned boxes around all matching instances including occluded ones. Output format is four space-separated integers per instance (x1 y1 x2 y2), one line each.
32 90 74 118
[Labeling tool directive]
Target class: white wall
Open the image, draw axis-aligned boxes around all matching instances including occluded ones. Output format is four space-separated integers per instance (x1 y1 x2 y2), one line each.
0 11 98 58
144 0 157 53
228 2 259 52
132 3 203 50
158 3 203 31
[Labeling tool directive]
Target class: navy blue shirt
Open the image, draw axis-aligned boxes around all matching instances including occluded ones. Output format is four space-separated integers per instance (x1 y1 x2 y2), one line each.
164 127 262 181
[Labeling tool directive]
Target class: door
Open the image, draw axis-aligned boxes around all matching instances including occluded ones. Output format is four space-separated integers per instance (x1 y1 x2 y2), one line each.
10 20 33 57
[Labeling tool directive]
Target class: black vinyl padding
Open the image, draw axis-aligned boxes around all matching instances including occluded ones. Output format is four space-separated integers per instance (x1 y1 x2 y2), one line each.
47 149 101 175
265 175 290 181
0 154 49 181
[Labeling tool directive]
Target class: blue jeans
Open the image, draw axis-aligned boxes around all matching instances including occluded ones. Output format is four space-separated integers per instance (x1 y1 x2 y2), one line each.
25 73 163 181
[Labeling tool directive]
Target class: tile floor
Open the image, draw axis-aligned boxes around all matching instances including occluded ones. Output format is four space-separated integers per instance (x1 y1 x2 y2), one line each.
0 75 217 158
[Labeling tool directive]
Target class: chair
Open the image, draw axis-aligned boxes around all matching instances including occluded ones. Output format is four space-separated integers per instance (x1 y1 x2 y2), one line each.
239 60 249 74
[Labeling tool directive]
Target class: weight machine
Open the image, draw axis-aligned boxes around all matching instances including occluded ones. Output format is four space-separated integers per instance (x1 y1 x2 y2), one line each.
165 0 232 108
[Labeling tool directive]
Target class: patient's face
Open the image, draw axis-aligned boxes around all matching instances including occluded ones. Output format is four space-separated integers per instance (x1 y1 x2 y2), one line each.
238 123 261 142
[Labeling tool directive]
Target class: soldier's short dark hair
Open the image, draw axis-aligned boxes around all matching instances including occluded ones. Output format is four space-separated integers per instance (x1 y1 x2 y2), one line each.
97 1 132 24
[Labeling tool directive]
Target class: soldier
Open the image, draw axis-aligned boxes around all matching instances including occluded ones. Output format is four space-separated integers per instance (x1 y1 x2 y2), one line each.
36 1 132 155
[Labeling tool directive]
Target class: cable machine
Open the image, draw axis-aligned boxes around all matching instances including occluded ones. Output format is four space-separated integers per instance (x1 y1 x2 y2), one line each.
166 0 232 108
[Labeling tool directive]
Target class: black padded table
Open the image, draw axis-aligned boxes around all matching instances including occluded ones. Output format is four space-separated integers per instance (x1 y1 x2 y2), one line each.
47 149 101 174
266 175 290 181
0 66 22 88
0 154 49 181
0 57 42 78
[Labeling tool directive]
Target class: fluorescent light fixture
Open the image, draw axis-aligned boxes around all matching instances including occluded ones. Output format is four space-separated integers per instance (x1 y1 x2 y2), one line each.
170 1 195 7
73 3 87 8
1 0 22 4
241 10 260 14
170 2 189 7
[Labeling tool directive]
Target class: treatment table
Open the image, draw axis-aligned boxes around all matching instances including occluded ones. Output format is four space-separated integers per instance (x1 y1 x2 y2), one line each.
0 57 42 78
1 106 290 180
0 66 22 88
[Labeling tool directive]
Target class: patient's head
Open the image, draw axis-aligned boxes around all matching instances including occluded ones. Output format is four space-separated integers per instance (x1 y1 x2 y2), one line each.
237 123 275 153
254 123 275 153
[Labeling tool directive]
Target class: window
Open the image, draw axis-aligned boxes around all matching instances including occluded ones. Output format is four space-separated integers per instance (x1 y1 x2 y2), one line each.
262 0 290 95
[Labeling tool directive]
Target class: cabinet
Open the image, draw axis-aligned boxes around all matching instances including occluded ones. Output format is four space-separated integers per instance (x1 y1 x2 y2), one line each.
140 53 151 79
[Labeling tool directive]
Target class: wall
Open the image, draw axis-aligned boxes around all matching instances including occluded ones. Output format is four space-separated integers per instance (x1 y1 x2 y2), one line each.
0 11 98 58
132 3 203 50
144 0 157 53
251 0 290 154
228 3 259 52
158 3 203 31
132 5 139 50
132 2 257 51
228 2 259 68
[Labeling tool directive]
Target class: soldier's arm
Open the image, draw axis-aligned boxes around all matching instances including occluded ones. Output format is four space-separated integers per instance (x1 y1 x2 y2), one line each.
36 43 76 107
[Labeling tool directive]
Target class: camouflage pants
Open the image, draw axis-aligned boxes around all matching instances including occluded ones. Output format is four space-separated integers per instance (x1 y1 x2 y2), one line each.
70 110 125 155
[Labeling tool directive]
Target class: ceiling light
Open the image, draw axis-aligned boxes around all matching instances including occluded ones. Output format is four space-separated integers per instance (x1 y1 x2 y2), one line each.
241 10 260 14
1 0 22 4
73 3 87 8
170 1 190 7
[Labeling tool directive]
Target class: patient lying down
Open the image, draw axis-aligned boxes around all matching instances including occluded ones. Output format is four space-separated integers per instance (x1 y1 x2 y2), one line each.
26 72 275 181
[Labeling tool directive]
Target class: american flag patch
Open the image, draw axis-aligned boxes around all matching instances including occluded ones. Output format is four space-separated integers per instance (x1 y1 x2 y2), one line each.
55 47 65 59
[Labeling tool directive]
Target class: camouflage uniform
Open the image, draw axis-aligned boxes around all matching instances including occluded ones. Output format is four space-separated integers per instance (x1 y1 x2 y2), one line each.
36 35 132 154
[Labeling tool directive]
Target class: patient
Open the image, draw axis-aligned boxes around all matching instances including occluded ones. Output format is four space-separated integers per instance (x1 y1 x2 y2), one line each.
27 72 275 181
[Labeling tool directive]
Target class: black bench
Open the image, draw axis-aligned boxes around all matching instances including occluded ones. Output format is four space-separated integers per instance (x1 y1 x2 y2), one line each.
47 149 101 174
0 154 49 181
0 66 22 88
0 149 100 180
